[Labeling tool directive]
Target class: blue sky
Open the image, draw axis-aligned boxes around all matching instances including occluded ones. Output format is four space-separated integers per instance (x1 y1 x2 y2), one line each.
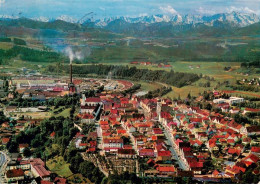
0 0 259 19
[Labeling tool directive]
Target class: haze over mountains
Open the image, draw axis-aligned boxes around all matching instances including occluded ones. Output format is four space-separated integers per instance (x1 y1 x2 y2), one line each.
0 11 259 38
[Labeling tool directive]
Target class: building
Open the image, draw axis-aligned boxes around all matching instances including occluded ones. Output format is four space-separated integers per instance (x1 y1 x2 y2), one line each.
31 159 51 181
103 138 123 152
227 97 244 105
5 169 24 183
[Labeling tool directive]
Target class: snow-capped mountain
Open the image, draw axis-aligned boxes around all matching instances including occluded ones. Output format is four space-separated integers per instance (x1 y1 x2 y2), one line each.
99 12 259 27
0 14 19 19
201 12 260 27
0 12 259 27
56 15 77 23
32 16 50 22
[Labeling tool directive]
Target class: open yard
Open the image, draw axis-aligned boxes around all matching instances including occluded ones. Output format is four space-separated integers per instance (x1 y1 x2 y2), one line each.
0 42 13 50
11 111 52 119
47 156 73 178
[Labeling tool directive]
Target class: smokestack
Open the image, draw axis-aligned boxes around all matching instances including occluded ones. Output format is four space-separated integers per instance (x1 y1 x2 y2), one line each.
70 62 72 83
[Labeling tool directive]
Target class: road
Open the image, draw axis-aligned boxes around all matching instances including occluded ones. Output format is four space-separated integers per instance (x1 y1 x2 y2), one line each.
0 151 9 184
161 124 190 171
96 122 103 151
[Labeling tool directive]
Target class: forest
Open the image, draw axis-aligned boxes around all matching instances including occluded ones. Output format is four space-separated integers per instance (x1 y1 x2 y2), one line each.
0 45 65 63
53 64 201 88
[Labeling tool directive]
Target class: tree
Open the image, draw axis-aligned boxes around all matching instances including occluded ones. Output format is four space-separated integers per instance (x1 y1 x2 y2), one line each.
23 147 31 157
7 141 18 153
187 92 191 99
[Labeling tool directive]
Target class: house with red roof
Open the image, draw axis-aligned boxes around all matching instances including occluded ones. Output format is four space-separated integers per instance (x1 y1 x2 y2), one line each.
153 128 163 135
54 177 67 184
31 161 51 181
228 148 241 156
1 137 10 145
81 113 95 123
156 166 175 176
117 148 136 158
50 132 55 139
5 169 24 183
19 144 29 153
84 97 102 106
212 170 221 177
242 153 259 166
251 147 260 154
246 125 260 135
103 138 123 152
157 151 172 161
139 149 155 157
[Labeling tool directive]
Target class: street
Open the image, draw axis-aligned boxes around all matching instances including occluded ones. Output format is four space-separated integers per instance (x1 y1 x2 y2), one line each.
0 151 9 184
161 125 190 171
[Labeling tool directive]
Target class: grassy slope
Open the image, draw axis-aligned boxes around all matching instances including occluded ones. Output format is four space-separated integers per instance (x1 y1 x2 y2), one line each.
47 156 73 177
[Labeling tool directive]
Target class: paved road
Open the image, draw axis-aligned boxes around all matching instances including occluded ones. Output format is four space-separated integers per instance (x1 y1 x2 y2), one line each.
0 151 8 184
161 125 190 171
96 123 103 150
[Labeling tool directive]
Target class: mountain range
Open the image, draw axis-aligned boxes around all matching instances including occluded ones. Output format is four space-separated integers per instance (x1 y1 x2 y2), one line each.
91 12 260 27
0 12 259 38
1 11 259 27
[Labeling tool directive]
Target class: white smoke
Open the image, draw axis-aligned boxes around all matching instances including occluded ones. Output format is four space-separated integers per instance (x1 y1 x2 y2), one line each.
65 47 74 64
64 46 91 64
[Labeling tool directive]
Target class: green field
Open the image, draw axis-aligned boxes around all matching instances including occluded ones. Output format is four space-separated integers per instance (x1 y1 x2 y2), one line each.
86 61 259 99
135 81 163 91
47 156 73 178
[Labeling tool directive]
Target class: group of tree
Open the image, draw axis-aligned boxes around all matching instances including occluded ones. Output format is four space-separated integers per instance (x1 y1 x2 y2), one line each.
0 37 11 42
47 94 80 108
241 61 260 68
7 116 79 158
198 81 211 88
144 86 172 99
13 38 26 45
0 45 65 63
64 146 104 183
0 111 9 125
51 64 201 88
123 84 141 95
229 85 259 92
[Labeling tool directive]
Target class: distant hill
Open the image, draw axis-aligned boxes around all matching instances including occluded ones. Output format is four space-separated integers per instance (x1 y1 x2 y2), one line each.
236 22 260 36
103 19 259 37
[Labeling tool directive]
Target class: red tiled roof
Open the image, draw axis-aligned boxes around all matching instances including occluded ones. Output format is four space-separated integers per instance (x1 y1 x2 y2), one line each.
50 132 55 137
228 148 241 155
118 148 135 155
87 147 96 152
244 153 259 163
1 137 10 144
156 166 175 172
117 129 126 134
139 149 155 156
213 170 219 176
103 138 123 144
251 147 260 153
54 177 67 184
158 151 171 157
19 144 29 148
153 128 163 134
85 97 101 103
32 163 51 178
6 169 24 178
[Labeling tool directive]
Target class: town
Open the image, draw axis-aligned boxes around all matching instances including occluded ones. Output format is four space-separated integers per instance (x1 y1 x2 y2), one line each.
0 1 259 183
0 66 259 183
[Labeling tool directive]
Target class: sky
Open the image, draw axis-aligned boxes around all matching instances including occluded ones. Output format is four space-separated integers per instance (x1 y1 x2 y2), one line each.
0 0 259 20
